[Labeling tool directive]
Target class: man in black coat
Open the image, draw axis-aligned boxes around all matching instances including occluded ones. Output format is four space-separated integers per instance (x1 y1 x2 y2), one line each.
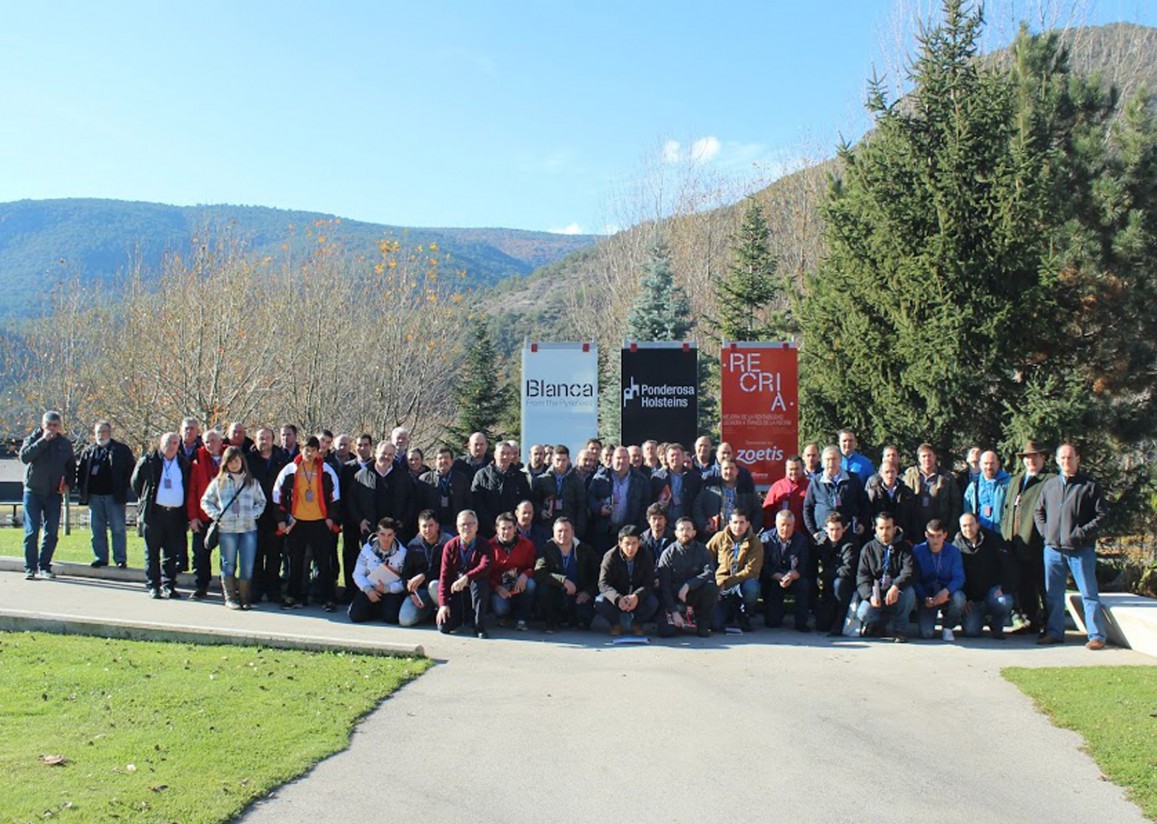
594 525 659 636
419 446 472 531
247 427 290 603
77 420 135 569
131 432 191 599
470 442 531 538
587 446 649 552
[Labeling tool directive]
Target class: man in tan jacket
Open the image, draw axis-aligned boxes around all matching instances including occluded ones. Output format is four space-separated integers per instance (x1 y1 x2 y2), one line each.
707 509 763 632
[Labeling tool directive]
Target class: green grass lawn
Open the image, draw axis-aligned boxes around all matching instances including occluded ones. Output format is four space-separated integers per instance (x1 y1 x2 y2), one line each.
0 632 430 822
1004 666 1157 820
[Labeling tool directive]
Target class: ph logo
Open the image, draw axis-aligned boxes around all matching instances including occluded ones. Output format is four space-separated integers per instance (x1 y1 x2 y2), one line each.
622 377 640 406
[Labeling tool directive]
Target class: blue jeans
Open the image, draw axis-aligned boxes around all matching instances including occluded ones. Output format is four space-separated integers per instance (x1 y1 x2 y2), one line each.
89 494 127 565
23 490 62 573
917 590 966 638
1044 546 1104 642
492 577 537 621
963 585 1014 637
218 531 257 580
857 586 916 636
399 580 439 627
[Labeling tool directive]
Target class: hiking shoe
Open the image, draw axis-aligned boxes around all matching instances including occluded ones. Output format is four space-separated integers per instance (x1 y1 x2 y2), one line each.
515 619 528 631
475 627 489 639
24 570 36 580
37 568 56 580
892 633 908 644
1036 634 1063 646
148 588 162 599
609 624 623 637
1085 638 1106 650
90 560 108 568
631 623 646 637
942 628 955 642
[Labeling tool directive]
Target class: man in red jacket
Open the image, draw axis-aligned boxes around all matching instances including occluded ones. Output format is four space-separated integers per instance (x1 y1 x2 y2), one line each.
762 454 809 530
489 511 537 631
186 429 224 599
437 509 493 638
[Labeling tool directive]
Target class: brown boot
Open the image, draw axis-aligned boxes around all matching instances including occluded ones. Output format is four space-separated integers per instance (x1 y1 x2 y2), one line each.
223 575 241 610
237 579 252 611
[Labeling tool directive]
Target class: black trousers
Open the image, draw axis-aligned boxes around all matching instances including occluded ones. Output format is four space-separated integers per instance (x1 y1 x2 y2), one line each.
538 586 595 629
1014 540 1045 629
143 507 185 591
252 520 284 601
660 581 719 633
342 525 364 599
288 519 335 603
349 590 404 624
191 529 213 592
439 578 491 632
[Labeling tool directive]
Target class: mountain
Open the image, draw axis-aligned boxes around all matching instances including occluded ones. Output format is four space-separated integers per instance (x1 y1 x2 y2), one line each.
0 199 599 318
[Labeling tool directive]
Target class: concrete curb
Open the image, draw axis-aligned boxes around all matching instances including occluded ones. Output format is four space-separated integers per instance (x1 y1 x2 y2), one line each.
0 555 223 591
0 608 424 658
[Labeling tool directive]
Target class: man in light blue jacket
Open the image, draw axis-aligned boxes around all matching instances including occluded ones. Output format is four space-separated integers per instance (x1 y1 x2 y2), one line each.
963 450 1010 533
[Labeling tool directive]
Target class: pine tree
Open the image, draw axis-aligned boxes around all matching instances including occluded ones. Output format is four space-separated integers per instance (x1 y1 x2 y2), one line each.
797 0 1156 531
626 241 693 341
709 199 794 342
446 323 512 449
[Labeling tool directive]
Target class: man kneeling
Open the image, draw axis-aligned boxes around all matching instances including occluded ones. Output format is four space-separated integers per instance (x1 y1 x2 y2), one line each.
595 525 659 637
856 512 916 642
657 517 717 637
349 517 408 624
912 519 966 641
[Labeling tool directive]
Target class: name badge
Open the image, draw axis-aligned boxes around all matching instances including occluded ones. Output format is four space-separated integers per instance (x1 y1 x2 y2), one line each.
441 495 450 508
163 478 172 489
983 505 993 518
922 495 931 507
305 489 314 502
231 500 241 514
1013 494 1022 508
91 465 100 476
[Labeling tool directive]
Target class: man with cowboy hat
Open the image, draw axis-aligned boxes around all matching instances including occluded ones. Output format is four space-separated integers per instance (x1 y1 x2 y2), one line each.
1000 440 1054 635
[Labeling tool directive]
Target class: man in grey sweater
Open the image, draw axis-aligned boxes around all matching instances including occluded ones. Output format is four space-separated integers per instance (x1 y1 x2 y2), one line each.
19 411 76 580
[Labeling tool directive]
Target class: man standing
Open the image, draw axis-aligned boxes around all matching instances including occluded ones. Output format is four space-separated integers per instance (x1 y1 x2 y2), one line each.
800 443 822 480
437 510 493 638
963 450 1010 533
78 420 134 569
273 436 342 611
903 443 961 535
19 411 76 580
178 417 202 463
761 454 809 532
1001 440 1054 635
694 458 760 538
649 443 702 523
454 431 491 482
802 446 868 542
838 428 875 483
349 442 412 546
1034 444 1109 649
131 432 190 598
186 429 225 599
595 525 659 637
641 440 663 475
587 446 648 552
419 446 472 531
692 436 715 477
532 444 588 537
471 441 531 538
524 444 549 484
864 461 917 544
226 422 254 453
279 424 300 460
248 427 289 604
911 520 966 641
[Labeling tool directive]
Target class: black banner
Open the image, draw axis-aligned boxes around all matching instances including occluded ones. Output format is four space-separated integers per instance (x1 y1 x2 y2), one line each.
621 342 698 447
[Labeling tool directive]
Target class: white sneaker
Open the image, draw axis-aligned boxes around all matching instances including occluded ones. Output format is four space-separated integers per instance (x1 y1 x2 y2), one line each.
942 628 955 641
37 568 56 580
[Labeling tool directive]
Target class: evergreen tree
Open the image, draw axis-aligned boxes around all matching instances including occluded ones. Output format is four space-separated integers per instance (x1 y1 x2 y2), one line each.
626 241 693 341
798 0 1156 530
446 323 512 449
709 199 794 342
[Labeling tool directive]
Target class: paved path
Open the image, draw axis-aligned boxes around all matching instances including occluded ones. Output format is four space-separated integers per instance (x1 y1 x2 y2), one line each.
1 567 1151 823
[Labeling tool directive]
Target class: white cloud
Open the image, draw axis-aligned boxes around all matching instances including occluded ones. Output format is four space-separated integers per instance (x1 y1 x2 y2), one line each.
690 136 721 163
549 222 582 235
662 140 682 164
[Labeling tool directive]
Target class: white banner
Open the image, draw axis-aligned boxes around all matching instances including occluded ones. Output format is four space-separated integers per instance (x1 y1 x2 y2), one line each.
521 342 599 463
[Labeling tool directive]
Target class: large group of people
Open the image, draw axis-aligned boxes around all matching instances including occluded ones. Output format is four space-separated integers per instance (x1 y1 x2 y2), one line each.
18 413 1109 648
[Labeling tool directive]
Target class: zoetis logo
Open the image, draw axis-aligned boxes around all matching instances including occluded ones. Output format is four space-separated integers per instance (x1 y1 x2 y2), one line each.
622 377 694 408
736 445 785 464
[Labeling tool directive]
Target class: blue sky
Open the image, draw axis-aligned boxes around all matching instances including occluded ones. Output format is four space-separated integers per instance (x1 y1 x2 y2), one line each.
2 1 1153 234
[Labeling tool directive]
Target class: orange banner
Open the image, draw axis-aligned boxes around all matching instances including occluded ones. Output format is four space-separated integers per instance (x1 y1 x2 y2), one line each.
720 342 798 488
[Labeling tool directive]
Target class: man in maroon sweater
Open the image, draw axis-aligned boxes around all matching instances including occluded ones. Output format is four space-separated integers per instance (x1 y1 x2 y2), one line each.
437 509 494 638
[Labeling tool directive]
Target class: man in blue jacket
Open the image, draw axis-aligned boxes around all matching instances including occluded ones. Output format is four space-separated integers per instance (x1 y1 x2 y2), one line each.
963 451 1010 533
912 519 966 641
